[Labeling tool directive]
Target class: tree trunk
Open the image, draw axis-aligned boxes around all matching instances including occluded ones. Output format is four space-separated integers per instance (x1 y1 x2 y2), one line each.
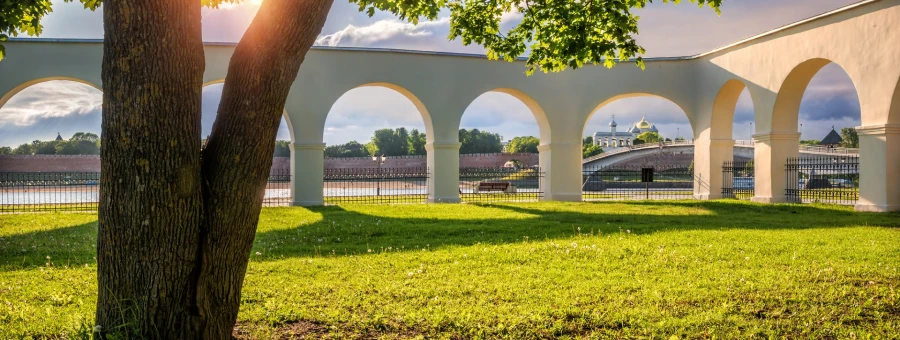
96 0 333 338
96 0 205 338
197 0 333 337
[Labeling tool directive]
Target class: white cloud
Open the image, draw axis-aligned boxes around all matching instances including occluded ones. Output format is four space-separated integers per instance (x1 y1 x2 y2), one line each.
0 81 101 127
316 17 452 48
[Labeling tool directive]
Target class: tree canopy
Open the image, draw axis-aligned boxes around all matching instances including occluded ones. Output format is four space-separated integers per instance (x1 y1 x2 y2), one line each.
2 0 723 73
582 144 603 158
840 128 858 148
506 136 539 153
459 128 503 154
273 140 292 157
325 140 370 158
634 131 663 144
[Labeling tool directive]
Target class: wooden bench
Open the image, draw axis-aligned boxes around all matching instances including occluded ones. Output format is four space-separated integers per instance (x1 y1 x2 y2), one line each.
474 182 515 194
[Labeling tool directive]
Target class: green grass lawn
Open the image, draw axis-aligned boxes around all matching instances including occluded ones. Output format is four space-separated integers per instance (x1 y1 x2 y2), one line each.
2 201 899 339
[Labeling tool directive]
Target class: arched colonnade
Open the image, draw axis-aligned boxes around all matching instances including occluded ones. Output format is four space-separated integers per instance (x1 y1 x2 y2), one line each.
0 0 897 211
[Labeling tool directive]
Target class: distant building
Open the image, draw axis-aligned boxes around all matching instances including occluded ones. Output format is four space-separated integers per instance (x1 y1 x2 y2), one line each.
592 115 660 147
55 133 64 141
818 126 843 147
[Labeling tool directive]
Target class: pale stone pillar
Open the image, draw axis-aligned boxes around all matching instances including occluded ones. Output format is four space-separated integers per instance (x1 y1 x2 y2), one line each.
751 132 800 203
290 143 325 206
855 124 900 212
693 138 734 200
426 142 461 203
539 142 582 202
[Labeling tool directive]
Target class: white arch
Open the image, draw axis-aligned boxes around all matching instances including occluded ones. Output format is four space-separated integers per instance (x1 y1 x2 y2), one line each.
710 79 755 140
459 88 552 144
0 77 102 109
201 80 296 143
769 58 861 134
581 93 694 138
323 82 434 144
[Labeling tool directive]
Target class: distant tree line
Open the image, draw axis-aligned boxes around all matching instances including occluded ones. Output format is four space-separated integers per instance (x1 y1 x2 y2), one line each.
265 127 863 160
506 136 539 153
309 128 513 158
800 139 820 146
799 128 859 148
0 132 101 155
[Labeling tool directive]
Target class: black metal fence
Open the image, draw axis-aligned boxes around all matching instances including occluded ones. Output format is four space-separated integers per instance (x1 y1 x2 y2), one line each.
721 160 755 200
785 156 859 205
582 164 694 200
0 172 100 212
459 167 544 202
263 169 292 207
1 170 293 212
324 167 429 204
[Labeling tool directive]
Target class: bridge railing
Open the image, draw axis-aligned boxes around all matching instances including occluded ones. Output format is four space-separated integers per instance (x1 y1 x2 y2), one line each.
798 145 859 154
584 140 860 164
582 140 694 164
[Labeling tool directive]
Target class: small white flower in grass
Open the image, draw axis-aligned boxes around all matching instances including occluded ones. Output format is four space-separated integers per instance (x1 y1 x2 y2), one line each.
408 272 414 277
93 325 102 333
626 230 631 234
463 254 467 258
367 249 372 253
417 269 422 274
255 252 262 256
46 256 51 260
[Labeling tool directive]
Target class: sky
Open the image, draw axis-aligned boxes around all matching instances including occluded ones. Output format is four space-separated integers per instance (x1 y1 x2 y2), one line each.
0 0 862 147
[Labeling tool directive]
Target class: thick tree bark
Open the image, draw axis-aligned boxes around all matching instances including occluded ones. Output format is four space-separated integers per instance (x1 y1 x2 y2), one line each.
197 0 333 337
97 0 205 338
97 0 333 338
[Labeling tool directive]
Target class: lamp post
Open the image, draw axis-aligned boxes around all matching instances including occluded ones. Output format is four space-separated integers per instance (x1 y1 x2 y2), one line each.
749 122 754 145
372 154 386 196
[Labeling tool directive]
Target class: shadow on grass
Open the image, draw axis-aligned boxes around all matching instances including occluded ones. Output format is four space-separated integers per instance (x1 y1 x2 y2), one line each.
0 221 97 269
250 200 900 260
2 201 898 270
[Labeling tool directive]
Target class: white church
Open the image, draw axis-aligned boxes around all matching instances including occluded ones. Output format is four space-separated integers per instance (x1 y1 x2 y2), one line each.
592 115 659 147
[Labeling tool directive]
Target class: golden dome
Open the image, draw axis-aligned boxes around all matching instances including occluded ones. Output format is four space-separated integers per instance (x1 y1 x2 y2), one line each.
636 116 652 130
